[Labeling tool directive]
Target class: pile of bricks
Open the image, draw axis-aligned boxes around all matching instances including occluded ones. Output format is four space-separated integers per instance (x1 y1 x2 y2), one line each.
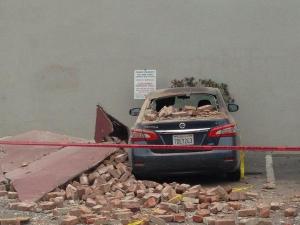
144 105 226 122
1 150 299 225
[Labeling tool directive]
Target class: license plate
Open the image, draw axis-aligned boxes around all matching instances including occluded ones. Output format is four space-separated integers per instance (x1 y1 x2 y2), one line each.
172 134 194 145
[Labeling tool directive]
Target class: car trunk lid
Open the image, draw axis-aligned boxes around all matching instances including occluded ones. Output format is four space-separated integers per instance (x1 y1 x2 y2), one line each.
140 118 228 153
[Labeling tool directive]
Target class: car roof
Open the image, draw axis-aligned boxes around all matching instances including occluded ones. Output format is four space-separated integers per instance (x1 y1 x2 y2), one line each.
147 87 220 99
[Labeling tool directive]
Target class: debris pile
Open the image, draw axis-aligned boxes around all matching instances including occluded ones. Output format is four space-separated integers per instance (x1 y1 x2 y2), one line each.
1 149 299 225
144 105 226 122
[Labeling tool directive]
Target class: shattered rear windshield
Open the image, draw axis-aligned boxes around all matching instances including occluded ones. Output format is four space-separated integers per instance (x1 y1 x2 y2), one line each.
150 93 218 112
143 93 225 122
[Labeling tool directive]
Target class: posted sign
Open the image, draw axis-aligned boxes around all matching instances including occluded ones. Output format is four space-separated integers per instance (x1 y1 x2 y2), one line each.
134 70 156 99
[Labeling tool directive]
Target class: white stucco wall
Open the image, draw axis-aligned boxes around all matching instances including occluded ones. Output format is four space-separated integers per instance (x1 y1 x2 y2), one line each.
1 0 300 145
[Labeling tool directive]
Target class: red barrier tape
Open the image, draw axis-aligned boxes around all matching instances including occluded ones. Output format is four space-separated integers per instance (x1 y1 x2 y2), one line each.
0 140 299 152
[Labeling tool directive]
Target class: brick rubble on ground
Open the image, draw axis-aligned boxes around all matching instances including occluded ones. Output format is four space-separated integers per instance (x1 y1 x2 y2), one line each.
0 149 299 225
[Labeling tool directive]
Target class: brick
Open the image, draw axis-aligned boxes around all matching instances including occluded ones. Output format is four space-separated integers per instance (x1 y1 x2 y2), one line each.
238 218 257 225
162 186 177 201
114 190 125 198
79 205 93 214
144 113 158 121
257 218 272 225
143 180 159 188
0 191 8 197
197 209 211 217
182 196 199 204
110 198 122 207
149 215 166 225
229 192 246 201
215 218 235 225
119 171 131 182
159 106 174 117
270 202 280 210
80 214 97 224
44 191 65 201
207 186 229 201
224 185 232 194
284 208 297 217
77 186 89 200
97 183 111 193
211 195 220 202
86 198 97 207
113 210 133 220
39 201 56 210
183 201 197 212
8 203 19 210
240 218 272 225
156 214 174 222
175 184 190 194
60 216 79 225
53 196 64 208
88 171 100 183
79 174 89 185
198 203 210 209
0 184 7 191
210 203 225 214
108 168 122 179
143 193 161 201
174 214 185 223
127 183 137 192
153 208 167 215
94 216 107 225
245 192 259 199
136 189 146 198
116 163 128 174
93 176 107 186
192 215 203 223
143 196 158 208
203 216 216 225
121 199 140 210
15 202 36 211
69 208 81 217
52 208 59 217
155 184 164 192
199 194 211 203
92 205 103 213
257 205 270 218
7 192 18 199
159 202 179 213
228 201 241 210
66 184 78 200
238 208 257 217
0 219 21 225
182 189 199 198
114 153 127 163
97 165 113 174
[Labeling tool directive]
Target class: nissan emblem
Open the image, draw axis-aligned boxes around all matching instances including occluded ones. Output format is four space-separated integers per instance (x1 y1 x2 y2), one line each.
179 122 186 129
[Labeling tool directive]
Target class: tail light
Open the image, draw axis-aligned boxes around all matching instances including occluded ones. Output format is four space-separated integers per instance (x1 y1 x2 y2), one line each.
208 124 237 138
130 129 159 143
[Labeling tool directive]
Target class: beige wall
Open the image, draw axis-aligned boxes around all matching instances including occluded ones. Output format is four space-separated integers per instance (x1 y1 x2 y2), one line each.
1 0 300 145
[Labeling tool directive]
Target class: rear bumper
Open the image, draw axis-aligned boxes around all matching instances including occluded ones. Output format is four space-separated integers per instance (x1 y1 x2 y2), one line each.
129 137 241 176
131 149 240 176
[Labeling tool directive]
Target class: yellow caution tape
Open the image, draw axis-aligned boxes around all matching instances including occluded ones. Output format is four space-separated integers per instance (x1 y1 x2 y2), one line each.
232 185 253 192
127 220 144 225
168 194 183 203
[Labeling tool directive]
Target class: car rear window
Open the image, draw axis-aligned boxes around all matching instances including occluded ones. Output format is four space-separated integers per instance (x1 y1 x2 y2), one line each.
150 93 219 112
141 93 225 122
